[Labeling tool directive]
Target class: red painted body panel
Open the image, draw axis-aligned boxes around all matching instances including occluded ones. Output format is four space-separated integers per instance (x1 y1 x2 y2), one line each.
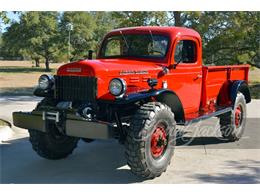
201 65 249 109
57 59 163 100
56 26 250 121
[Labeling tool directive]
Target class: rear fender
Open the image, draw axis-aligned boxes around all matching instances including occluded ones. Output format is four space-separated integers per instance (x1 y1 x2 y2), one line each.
230 80 251 106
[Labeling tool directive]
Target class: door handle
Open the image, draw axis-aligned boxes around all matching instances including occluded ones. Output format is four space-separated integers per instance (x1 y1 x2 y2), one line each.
194 74 202 80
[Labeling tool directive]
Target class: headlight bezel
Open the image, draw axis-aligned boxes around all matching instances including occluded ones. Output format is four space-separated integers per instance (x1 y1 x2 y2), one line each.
38 74 54 90
109 78 127 97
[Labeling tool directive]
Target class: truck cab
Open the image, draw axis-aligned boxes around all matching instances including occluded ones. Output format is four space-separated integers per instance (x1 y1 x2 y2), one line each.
13 26 251 179
100 27 204 116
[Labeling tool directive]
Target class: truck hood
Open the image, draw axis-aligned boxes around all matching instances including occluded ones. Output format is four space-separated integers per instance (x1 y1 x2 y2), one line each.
57 59 166 99
57 59 163 77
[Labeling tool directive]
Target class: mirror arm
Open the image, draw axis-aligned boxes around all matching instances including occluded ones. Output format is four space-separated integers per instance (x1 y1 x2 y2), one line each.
88 50 93 60
170 59 182 70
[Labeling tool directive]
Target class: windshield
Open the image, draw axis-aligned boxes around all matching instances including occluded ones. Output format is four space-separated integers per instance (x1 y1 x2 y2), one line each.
99 33 169 59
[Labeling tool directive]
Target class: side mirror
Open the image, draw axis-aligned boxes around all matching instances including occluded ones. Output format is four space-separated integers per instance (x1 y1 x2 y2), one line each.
88 50 93 60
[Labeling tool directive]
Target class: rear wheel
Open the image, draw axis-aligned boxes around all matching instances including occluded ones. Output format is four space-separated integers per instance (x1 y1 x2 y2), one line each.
29 123 79 160
219 92 247 141
125 102 176 179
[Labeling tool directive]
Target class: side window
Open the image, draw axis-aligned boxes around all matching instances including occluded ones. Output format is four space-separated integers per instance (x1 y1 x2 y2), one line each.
104 38 121 57
174 40 197 63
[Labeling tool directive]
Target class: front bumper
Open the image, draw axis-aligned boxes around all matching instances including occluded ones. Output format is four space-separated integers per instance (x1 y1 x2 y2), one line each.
13 111 114 139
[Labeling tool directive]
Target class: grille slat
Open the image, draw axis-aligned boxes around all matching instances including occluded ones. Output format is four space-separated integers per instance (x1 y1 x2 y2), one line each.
54 76 97 102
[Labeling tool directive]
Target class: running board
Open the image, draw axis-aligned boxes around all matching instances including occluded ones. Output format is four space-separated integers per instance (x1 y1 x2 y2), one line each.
183 107 232 126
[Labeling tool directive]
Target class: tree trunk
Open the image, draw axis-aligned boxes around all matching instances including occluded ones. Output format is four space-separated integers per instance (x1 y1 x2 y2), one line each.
45 57 50 71
173 11 182 26
35 58 40 67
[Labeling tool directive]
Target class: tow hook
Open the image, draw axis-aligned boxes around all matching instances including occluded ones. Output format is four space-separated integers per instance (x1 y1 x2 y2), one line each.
42 111 65 134
42 111 60 122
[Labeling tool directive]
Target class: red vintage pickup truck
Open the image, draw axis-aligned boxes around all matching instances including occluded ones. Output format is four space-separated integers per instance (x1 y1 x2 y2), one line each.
13 26 251 179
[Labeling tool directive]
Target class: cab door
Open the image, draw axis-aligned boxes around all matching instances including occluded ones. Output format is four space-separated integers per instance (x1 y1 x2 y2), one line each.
167 36 202 114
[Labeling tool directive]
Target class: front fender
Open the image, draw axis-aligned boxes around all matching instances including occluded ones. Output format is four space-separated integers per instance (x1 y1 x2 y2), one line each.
111 89 173 104
107 89 186 124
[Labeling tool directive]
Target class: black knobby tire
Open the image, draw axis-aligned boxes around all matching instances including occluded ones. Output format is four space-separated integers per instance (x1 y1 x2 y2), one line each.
219 92 247 141
29 124 79 160
35 97 57 110
29 98 79 160
125 102 176 179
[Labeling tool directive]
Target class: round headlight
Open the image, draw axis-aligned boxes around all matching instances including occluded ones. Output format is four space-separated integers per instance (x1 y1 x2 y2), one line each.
109 78 126 96
38 74 53 90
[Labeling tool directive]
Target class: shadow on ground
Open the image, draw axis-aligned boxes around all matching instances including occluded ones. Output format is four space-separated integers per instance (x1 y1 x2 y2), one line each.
192 160 260 183
1 113 259 183
1 134 260 184
176 136 230 146
0 87 35 96
0 138 143 184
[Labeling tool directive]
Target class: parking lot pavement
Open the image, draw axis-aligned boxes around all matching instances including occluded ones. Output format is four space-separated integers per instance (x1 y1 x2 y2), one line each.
0 97 260 184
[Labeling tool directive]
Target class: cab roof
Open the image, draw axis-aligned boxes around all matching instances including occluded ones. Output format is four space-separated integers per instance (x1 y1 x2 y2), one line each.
107 26 201 40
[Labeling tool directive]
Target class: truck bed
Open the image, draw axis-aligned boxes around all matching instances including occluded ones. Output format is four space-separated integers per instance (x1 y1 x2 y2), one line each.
185 64 250 123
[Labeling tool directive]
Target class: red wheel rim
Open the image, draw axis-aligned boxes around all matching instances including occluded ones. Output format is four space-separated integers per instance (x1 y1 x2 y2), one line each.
235 105 242 128
151 124 167 158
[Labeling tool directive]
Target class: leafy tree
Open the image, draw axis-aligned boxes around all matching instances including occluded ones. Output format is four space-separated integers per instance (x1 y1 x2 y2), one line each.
1 22 24 60
91 12 116 53
112 12 167 27
187 12 260 67
167 11 190 26
0 11 10 30
59 12 96 61
17 11 60 71
0 12 10 52
1 11 259 69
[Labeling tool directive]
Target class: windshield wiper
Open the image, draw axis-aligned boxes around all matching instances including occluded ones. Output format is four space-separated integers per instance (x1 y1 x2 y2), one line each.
120 31 129 49
149 30 165 57
149 29 155 49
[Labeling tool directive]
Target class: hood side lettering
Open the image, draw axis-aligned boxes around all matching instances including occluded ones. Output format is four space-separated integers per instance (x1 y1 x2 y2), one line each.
120 70 148 75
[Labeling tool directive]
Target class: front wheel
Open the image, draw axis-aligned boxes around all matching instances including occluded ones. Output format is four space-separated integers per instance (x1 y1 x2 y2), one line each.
125 102 176 179
29 123 79 160
219 92 247 141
